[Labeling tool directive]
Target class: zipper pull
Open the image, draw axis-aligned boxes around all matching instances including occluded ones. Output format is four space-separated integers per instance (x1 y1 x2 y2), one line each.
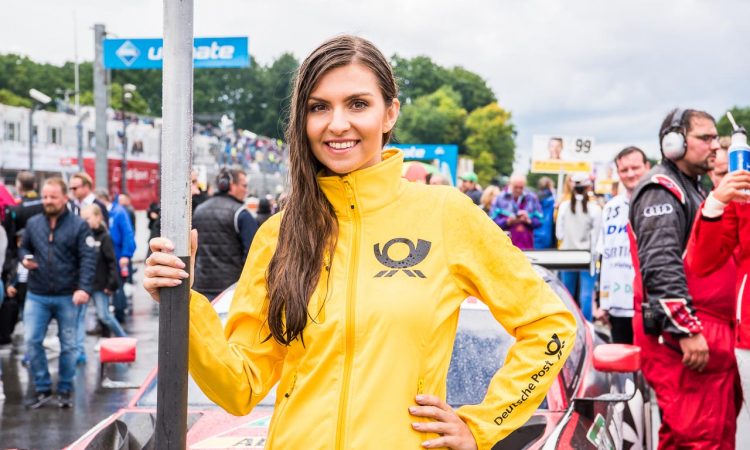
285 372 298 398
343 180 355 210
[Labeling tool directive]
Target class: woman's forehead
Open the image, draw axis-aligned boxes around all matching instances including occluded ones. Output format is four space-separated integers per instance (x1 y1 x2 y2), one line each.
309 63 380 100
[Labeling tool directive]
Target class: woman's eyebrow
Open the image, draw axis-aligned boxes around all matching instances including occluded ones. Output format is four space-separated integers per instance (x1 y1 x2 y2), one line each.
308 92 375 103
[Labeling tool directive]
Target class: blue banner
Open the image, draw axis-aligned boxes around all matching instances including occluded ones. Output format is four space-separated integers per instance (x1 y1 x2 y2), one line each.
391 144 459 184
104 37 249 70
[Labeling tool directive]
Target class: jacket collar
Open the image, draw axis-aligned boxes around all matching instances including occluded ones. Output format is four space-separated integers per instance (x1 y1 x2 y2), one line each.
318 149 405 217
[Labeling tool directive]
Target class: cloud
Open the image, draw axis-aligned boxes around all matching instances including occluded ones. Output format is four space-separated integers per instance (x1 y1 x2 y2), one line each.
2 0 749 170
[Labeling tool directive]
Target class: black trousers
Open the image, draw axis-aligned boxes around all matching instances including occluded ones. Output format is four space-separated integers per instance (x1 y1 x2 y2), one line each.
609 315 634 344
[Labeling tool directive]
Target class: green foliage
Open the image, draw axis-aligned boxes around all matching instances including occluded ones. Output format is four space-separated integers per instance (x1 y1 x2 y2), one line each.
717 106 750 137
464 103 516 180
110 83 150 114
391 55 495 112
396 86 467 145
0 52 298 139
0 88 32 107
447 66 496 112
0 52 514 179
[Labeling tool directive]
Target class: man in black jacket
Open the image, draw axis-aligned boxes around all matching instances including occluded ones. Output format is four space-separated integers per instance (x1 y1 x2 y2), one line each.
193 169 258 299
1 171 44 346
629 108 736 447
20 178 96 409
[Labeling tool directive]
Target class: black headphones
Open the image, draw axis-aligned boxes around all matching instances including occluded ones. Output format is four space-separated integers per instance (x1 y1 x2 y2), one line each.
660 108 687 161
217 169 234 193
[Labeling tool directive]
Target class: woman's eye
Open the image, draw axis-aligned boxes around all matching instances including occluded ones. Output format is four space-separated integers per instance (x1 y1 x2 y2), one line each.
310 104 327 113
352 100 368 110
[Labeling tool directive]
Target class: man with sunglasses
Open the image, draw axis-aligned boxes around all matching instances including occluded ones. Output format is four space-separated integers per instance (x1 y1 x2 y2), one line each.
629 108 741 448
68 172 109 225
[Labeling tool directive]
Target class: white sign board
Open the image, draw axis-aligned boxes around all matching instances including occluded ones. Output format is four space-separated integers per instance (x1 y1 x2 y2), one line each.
531 135 596 174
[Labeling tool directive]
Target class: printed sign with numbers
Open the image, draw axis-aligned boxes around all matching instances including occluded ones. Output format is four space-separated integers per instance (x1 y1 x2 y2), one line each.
531 135 596 174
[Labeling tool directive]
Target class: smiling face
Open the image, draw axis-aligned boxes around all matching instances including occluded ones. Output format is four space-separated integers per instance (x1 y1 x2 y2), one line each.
305 63 400 175
615 151 650 194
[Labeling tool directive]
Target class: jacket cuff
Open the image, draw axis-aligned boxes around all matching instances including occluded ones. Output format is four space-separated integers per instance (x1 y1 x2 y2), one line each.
701 192 727 219
659 298 703 335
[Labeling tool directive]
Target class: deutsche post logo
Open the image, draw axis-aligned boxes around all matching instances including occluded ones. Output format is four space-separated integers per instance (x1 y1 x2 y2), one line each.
373 238 431 278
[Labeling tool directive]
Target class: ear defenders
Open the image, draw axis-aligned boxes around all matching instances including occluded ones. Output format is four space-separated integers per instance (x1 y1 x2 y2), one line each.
217 169 234 193
661 108 687 161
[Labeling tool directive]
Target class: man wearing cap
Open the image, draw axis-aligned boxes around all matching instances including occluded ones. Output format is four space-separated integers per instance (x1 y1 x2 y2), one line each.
459 172 482 205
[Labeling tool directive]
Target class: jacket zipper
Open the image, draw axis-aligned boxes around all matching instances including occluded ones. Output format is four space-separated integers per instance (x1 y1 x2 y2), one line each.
335 179 358 450
48 220 56 293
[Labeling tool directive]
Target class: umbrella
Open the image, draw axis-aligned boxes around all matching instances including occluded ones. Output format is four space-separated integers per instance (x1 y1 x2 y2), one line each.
0 184 18 222
403 161 440 183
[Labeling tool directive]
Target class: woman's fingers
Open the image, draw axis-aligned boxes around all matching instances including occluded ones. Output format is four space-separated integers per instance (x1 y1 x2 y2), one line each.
143 264 189 280
190 229 199 259
146 251 186 269
409 395 478 450
149 237 175 253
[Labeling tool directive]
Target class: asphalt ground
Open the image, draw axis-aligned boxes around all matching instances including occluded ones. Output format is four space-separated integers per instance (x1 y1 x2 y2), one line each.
0 263 161 449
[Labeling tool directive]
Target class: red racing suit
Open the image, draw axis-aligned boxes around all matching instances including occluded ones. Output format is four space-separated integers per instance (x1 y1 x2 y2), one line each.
687 199 750 349
628 161 741 449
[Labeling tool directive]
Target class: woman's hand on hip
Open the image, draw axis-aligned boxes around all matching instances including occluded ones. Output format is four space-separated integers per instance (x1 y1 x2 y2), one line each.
409 394 478 450
143 229 198 302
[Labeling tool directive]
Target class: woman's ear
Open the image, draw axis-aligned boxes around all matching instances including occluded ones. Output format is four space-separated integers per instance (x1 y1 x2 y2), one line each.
383 98 400 133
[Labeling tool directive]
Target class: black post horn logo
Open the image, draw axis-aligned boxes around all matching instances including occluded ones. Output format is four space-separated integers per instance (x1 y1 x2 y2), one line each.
373 238 431 278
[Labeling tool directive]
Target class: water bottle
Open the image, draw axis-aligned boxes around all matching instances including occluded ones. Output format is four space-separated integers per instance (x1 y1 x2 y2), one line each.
728 126 750 173
726 111 750 173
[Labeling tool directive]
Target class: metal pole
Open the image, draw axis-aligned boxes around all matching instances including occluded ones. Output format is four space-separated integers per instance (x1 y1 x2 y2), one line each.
121 114 128 194
28 106 34 172
94 24 108 190
155 0 193 448
77 119 84 172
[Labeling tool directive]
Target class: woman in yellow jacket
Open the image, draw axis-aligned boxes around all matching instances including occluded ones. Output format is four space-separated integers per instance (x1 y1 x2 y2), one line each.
144 35 576 450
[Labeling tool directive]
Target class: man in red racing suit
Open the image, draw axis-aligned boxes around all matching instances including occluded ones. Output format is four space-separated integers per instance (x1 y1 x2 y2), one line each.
629 109 741 449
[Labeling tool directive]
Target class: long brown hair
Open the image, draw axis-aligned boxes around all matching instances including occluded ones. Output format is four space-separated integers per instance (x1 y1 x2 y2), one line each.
266 35 399 345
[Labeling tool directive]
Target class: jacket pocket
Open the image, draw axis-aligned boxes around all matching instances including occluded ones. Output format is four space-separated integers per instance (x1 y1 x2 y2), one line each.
414 376 436 442
267 371 298 442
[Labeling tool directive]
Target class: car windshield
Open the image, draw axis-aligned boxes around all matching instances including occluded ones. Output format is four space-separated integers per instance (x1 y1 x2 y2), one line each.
447 301 515 407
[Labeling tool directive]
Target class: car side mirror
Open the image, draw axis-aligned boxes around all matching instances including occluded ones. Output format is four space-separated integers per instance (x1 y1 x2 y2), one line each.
592 344 641 373
99 337 140 389
573 344 641 407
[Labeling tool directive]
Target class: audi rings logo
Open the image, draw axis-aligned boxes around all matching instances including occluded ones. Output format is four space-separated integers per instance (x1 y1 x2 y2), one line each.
373 238 431 278
643 203 674 217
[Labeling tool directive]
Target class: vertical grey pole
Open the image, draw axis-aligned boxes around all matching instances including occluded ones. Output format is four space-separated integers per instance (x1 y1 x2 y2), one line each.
94 24 108 190
121 117 128 194
28 107 34 172
155 0 193 448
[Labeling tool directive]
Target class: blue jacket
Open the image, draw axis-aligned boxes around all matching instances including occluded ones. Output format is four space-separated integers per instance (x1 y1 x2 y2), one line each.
108 203 136 261
533 189 556 249
20 209 96 295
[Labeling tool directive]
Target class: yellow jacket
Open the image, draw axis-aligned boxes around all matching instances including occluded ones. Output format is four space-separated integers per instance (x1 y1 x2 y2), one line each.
188 149 576 449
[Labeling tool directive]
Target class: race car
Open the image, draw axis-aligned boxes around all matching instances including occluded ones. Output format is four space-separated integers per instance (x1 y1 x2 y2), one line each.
67 251 657 449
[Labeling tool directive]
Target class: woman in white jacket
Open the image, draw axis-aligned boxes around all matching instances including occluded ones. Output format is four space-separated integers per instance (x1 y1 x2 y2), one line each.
556 174 601 321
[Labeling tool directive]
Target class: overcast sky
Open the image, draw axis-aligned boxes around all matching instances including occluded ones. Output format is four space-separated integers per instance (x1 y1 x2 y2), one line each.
2 0 749 170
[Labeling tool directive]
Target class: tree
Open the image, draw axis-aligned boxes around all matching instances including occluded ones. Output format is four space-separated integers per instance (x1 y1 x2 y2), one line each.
0 89 32 108
396 86 467 145
447 66 496 112
464 103 516 182
717 106 750 137
391 55 449 106
391 55 496 113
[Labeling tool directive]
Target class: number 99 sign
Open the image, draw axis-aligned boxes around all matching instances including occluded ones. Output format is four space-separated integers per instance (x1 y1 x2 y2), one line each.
530 135 596 173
